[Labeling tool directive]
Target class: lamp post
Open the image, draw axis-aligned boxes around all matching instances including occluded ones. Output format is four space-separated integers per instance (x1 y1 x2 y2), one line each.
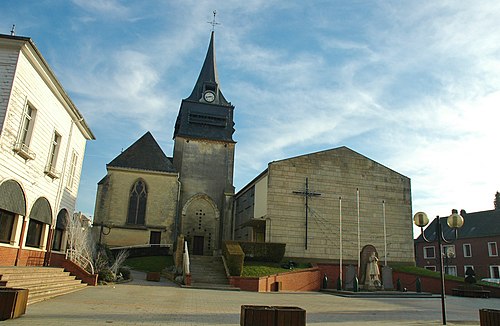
413 209 464 326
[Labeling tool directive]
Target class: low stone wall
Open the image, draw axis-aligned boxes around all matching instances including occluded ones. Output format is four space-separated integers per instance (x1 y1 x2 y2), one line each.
230 267 322 292
394 271 500 298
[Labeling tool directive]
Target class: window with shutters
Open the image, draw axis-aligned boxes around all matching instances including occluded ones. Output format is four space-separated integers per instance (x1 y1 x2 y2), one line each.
14 102 37 160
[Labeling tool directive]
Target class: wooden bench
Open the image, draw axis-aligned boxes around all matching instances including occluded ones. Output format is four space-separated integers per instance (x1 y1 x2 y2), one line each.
452 287 490 298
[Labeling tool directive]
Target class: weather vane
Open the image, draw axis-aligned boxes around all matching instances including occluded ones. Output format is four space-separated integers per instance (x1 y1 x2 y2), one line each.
208 10 220 32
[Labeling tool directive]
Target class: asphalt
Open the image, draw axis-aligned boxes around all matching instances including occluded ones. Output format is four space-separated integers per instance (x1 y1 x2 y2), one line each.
3 270 499 326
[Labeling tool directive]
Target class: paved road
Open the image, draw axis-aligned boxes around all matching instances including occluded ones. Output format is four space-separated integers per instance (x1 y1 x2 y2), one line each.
4 271 499 325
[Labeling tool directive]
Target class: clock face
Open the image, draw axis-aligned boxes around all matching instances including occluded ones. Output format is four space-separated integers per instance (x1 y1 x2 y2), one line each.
203 91 215 103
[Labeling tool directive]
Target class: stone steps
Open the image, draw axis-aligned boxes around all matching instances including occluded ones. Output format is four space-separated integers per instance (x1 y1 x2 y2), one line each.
0 266 87 305
189 256 231 287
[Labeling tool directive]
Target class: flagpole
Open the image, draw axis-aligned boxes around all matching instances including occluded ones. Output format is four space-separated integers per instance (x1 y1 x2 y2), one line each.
383 200 387 266
356 188 360 272
339 196 343 285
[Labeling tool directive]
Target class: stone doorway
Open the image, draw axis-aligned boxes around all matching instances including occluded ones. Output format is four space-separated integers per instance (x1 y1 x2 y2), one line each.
193 236 204 255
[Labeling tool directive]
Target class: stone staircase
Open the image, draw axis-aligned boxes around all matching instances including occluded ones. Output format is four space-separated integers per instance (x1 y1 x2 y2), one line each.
0 266 87 305
188 255 237 290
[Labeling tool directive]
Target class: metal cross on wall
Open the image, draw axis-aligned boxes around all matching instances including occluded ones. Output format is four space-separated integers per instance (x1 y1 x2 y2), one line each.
293 177 321 249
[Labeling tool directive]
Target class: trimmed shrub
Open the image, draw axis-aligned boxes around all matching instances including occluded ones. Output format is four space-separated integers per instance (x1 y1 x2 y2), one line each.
223 241 245 276
98 268 115 282
119 266 131 280
238 242 286 262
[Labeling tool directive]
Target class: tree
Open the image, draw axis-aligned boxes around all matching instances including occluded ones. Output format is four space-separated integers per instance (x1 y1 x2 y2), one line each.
495 191 500 210
67 213 95 273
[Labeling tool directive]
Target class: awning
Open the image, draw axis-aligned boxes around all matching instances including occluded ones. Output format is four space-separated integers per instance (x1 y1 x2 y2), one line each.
30 197 53 225
55 209 69 229
0 179 26 216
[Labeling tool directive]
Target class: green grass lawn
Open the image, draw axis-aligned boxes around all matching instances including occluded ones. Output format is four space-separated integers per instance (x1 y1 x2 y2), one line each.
124 255 174 272
242 261 311 277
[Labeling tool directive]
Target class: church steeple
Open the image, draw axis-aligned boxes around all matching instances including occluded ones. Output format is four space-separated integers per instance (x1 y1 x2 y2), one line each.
185 31 230 107
173 31 235 142
172 28 236 253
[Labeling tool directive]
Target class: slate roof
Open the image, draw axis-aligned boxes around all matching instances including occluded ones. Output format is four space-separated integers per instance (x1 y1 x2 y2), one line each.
173 32 235 142
107 132 176 173
415 209 500 242
185 31 231 106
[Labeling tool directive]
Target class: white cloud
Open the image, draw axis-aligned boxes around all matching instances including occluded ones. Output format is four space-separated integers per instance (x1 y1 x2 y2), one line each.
72 0 130 17
11 1 498 218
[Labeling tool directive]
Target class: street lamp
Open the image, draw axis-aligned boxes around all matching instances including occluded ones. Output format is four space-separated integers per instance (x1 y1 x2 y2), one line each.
413 209 464 326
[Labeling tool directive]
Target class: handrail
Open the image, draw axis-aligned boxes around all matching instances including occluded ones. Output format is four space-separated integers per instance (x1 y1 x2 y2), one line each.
66 249 95 275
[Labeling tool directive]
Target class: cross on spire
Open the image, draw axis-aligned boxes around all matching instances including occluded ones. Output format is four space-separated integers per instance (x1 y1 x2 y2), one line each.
293 177 321 249
208 10 220 32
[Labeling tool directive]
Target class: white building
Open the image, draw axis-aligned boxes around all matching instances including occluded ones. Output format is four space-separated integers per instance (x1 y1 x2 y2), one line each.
0 34 94 266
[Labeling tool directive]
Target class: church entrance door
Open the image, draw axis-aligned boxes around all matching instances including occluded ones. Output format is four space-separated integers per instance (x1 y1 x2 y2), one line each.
193 236 204 255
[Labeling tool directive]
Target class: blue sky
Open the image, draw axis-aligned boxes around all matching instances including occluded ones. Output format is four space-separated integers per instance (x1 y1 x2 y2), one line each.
3 1 499 231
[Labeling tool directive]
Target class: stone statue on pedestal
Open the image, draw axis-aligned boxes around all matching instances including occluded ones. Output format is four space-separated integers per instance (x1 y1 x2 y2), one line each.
365 252 381 289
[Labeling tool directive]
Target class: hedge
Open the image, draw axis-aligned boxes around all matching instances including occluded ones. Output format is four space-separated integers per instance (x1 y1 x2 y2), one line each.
223 241 245 276
238 241 286 263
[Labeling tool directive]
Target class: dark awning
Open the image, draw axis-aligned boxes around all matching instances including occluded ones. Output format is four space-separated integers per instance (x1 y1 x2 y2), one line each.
0 179 26 216
30 197 53 225
55 209 69 229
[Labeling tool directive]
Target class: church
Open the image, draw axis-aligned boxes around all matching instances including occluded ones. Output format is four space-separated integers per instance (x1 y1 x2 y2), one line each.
233 147 415 264
93 31 235 256
93 31 415 265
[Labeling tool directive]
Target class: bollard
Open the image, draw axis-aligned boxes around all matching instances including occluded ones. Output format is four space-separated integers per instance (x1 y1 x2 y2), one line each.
353 277 358 292
322 273 328 289
416 277 422 293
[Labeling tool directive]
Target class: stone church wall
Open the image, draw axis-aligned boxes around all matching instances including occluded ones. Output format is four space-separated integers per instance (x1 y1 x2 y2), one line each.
173 137 235 247
174 137 235 209
94 168 178 247
266 147 414 264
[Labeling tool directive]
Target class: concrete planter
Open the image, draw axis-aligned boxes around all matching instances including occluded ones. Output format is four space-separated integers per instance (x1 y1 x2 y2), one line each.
0 288 29 321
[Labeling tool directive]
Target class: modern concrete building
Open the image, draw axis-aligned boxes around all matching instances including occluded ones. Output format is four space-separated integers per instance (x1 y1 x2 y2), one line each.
234 146 415 265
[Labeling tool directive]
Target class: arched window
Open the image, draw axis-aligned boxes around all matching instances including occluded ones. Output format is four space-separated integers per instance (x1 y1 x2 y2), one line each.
127 180 147 225
52 209 68 251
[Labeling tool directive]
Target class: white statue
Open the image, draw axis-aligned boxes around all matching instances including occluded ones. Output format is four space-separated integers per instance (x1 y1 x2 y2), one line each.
366 252 381 288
